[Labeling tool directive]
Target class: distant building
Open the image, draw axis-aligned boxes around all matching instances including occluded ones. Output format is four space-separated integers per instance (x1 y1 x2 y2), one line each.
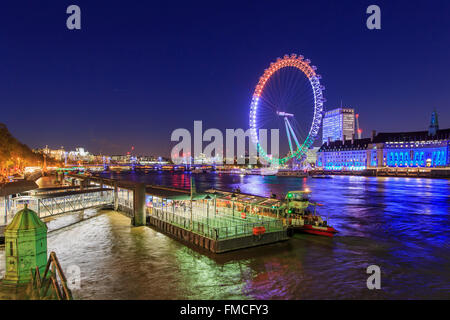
34 145 66 161
322 108 355 144
34 146 96 163
305 147 320 165
110 155 130 163
317 111 450 170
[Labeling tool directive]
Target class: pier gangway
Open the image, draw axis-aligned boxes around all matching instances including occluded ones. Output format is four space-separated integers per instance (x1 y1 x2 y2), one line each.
1 187 114 226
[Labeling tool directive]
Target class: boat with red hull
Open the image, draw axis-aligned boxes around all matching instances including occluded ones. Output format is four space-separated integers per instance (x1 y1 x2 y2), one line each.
291 224 338 237
283 190 338 238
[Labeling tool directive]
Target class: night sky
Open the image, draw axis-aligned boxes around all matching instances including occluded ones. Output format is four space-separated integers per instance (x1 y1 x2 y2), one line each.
1 0 449 157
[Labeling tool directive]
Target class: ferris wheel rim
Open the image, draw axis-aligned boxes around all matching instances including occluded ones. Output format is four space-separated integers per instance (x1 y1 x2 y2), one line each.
249 54 325 165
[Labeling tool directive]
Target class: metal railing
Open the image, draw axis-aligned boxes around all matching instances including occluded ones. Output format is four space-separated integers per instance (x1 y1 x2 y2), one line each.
148 207 284 240
30 252 73 300
1 190 114 225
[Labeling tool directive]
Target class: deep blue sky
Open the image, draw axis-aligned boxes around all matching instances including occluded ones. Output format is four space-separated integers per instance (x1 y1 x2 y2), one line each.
1 0 449 156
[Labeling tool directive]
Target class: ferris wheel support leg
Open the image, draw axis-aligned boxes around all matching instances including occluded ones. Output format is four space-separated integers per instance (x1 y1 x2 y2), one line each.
286 117 302 152
284 118 294 157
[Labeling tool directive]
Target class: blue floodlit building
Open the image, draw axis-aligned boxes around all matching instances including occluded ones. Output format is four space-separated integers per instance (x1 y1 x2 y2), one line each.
317 111 450 170
322 108 355 145
317 138 371 171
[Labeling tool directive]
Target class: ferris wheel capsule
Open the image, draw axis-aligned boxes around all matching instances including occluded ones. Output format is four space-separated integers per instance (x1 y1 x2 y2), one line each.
311 65 317 71
298 55 304 60
316 74 322 79
320 85 325 90
304 59 311 64
290 53 297 58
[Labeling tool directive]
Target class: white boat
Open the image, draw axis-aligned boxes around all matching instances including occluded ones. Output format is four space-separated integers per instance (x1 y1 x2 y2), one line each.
260 167 279 176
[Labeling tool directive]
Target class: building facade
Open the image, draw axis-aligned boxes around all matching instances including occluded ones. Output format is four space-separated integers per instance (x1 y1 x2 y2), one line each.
317 111 450 170
305 147 320 165
367 129 449 168
322 108 355 144
317 138 370 171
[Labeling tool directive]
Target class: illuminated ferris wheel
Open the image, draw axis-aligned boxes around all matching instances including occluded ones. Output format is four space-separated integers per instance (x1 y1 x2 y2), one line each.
249 54 325 165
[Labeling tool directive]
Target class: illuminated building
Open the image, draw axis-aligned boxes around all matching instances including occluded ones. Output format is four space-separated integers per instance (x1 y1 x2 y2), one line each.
317 111 450 170
317 138 370 171
34 146 66 161
34 146 95 163
322 108 355 144
110 154 131 164
368 111 449 168
305 147 320 165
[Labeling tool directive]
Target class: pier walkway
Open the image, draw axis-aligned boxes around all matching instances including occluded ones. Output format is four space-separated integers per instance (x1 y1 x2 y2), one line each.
1 186 113 226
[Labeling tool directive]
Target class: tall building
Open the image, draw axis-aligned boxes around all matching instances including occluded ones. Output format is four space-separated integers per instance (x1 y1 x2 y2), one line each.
322 108 355 144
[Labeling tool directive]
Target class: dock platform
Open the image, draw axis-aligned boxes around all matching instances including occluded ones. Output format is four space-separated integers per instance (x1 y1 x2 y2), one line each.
144 186 289 253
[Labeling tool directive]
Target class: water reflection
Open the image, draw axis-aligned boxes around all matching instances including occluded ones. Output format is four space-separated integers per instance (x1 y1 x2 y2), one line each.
0 173 448 299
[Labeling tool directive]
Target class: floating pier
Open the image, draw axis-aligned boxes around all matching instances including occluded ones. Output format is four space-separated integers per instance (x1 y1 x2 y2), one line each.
144 185 289 253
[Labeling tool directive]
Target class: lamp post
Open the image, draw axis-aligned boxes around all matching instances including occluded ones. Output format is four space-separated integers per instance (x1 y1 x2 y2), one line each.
214 193 217 216
190 199 193 230
231 193 237 218
205 195 212 227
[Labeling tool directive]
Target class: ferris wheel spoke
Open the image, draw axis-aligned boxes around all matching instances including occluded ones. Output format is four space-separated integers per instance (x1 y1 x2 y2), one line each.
286 80 312 110
283 71 294 106
284 68 300 105
264 77 281 105
259 95 279 111
256 116 281 131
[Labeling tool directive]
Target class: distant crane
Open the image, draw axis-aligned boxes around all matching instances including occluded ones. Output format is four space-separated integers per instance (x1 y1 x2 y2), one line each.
355 113 362 139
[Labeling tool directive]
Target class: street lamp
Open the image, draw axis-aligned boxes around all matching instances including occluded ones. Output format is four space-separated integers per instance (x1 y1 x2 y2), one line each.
205 195 212 226
231 193 237 217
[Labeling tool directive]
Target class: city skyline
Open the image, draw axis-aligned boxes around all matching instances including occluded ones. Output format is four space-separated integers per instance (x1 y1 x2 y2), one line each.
1 0 449 157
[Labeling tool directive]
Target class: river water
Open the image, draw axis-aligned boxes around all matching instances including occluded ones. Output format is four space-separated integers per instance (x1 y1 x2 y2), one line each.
1 173 449 299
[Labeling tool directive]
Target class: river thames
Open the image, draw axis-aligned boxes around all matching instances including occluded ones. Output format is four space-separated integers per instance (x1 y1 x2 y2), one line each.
1 173 449 299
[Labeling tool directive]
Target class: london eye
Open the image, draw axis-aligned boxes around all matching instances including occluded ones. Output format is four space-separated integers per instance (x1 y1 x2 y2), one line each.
249 54 325 166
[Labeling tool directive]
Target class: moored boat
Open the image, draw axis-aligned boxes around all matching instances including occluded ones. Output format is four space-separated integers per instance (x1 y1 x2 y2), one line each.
282 190 338 237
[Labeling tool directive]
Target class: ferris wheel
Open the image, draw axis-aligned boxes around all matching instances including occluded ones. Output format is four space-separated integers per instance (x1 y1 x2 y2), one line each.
249 54 325 165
